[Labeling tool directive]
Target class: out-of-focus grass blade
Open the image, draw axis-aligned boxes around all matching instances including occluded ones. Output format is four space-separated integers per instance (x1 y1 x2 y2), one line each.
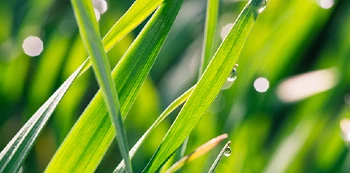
199 0 219 75
0 62 85 173
45 0 183 173
70 0 132 173
0 0 162 173
143 0 265 172
208 141 231 173
164 134 228 173
114 86 194 173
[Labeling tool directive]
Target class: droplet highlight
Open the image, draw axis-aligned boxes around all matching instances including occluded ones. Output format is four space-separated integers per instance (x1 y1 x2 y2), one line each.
224 147 231 157
258 0 267 13
222 64 238 90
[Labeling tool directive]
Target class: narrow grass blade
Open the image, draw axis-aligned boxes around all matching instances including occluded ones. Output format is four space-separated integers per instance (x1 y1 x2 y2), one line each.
164 134 228 173
45 0 183 172
114 86 194 173
0 62 85 173
208 141 231 173
143 0 265 172
177 0 220 167
199 0 219 76
0 0 161 173
70 0 132 172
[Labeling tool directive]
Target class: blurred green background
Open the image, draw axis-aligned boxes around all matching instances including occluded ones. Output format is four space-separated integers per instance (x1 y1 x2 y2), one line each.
1 0 350 173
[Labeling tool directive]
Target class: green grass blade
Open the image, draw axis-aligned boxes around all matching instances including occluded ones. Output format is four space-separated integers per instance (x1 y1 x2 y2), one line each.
177 0 220 167
70 0 132 173
45 0 183 172
165 134 228 173
208 141 231 173
0 1 161 173
199 0 219 76
143 0 265 172
114 86 194 173
0 61 85 173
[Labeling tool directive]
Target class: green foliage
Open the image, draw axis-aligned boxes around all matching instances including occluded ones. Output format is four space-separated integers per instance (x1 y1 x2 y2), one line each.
70 0 132 172
45 0 183 172
143 0 265 172
1 0 350 173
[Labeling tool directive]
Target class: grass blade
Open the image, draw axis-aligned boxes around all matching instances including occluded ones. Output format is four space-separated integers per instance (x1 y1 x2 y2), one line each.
114 86 194 173
165 134 228 173
143 0 265 172
45 0 183 172
199 0 219 75
208 141 231 173
0 62 85 173
0 0 162 172
176 0 220 167
70 0 132 172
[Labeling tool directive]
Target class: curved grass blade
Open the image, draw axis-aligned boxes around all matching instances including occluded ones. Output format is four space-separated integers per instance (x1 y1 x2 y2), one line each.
143 0 266 172
0 0 162 173
114 86 194 173
0 61 85 173
165 134 228 173
45 0 183 172
208 141 231 173
70 0 132 172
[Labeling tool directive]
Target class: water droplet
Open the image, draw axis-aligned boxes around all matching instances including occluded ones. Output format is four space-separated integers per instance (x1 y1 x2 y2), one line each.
224 147 231 157
222 64 238 90
258 0 267 13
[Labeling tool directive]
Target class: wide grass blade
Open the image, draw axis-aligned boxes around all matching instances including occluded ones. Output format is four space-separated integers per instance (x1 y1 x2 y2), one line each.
70 0 132 172
0 0 162 173
143 0 265 172
208 141 231 173
114 86 194 173
165 134 228 173
0 62 85 173
45 0 183 172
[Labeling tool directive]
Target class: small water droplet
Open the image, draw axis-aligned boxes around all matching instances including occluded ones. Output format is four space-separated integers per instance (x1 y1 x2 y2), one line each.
224 147 231 157
221 64 238 90
258 0 267 13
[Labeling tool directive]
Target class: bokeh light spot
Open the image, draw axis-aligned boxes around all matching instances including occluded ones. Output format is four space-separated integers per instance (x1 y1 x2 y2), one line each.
220 23 233 40
254 77 269 93
22 36 43 57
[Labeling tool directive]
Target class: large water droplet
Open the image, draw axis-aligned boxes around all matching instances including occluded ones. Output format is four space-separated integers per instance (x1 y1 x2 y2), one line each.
222 64 238 90
224 147 231 157
258 0 267 13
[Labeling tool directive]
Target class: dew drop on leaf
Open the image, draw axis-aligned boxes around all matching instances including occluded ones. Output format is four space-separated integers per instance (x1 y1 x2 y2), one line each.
224 147 231 157
258 0 267 13
221 64 238 90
